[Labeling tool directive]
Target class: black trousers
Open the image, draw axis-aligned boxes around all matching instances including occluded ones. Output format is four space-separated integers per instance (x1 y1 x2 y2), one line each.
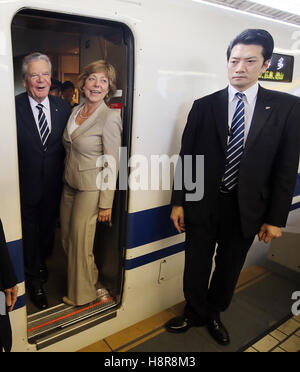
183 191 255 324
0 314 12 352
21 195 59 286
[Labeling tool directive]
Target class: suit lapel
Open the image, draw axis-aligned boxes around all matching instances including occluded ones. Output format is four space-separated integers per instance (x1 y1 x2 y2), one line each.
212 88 228 155
70 101 108 141
243 86 273 155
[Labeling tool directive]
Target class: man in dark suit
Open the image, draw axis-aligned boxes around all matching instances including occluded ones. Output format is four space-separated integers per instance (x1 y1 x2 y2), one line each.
0 219 18 352
16 52 71 310
165 29 300 345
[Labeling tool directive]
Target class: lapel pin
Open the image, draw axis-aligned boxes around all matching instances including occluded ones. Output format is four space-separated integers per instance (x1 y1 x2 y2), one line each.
56 109 58 112
265 106 271 110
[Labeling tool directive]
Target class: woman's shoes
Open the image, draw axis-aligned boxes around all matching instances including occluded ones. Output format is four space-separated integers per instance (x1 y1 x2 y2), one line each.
62 296 76 306
63 286 112 307
96 287 111 301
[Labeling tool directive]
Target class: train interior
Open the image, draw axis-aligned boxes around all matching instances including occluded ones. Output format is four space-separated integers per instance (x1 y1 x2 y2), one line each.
11 9 133 347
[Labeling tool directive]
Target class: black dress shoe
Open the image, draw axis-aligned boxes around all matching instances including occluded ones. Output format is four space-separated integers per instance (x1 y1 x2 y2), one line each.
165 316 191 333
27 283 49 310
207 318 230 345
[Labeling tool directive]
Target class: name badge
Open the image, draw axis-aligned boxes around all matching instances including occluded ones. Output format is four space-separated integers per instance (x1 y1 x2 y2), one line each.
0 291 6 315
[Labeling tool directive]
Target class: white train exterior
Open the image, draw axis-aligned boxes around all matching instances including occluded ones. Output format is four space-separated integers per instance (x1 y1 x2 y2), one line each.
0 0 299 352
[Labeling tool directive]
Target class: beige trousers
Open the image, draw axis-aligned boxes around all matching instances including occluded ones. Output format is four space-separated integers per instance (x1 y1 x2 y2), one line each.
60 184 100 305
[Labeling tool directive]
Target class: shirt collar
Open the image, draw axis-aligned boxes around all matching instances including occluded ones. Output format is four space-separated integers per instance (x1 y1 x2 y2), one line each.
28 94 50 111
228 82 259 104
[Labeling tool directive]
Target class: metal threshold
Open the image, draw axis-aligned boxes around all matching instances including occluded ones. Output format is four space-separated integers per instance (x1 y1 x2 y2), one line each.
27 297 117 349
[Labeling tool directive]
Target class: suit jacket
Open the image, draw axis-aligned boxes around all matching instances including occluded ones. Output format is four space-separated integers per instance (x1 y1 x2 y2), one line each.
0 219 17 292
172 86 300 238
16 93 71 206
63 101 122 208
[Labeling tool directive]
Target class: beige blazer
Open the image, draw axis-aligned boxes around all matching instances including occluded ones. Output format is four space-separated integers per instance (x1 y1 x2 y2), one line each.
63 101 122 208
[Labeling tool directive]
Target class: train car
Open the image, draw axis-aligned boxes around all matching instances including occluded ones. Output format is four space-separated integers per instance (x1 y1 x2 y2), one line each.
0 0 299 352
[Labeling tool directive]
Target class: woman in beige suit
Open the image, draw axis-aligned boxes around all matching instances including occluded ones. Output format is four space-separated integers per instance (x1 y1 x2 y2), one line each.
60 60 122 306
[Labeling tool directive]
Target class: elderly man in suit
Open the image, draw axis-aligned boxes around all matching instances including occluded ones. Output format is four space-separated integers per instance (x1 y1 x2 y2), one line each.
0 219 18 352
165 29 300 345
16 53 71 310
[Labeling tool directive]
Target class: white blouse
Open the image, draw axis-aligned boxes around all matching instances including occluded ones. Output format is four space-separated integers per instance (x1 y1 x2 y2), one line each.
68 109 80 135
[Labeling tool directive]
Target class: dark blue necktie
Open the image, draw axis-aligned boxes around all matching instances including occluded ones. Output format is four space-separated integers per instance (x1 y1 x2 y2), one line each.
36 104 50 151
223 92 245 190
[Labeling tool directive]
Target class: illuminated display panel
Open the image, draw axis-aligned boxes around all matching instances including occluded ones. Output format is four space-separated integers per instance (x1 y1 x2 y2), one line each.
259 53 294 82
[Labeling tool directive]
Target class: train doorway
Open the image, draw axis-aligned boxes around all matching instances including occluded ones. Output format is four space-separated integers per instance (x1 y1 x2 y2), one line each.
11 8 133 348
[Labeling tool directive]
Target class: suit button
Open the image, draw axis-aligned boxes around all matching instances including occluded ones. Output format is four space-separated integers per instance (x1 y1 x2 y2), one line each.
104 162 108 167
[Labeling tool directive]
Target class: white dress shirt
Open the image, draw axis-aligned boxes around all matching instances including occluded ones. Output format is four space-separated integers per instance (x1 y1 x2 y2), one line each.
228 82 259 145
28 95 52 140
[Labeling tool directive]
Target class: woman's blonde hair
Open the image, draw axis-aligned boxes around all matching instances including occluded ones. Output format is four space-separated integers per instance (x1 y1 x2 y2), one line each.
78 60 117 102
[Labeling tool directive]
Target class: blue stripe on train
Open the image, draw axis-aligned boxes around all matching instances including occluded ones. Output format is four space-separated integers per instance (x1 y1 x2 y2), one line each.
125 242 185 270
291 202 300 212
127 174 300 249
294 173 300 197
125 174 300 268
127 205 178 249
6 174 300 280
125 199 300 270
13 294 26 311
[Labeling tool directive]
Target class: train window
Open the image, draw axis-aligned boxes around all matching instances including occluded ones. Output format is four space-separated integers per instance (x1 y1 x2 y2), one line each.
11 9 133 346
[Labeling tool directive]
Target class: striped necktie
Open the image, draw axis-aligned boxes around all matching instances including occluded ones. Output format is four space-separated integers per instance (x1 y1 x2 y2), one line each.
36 103 50 150
223 92 245 191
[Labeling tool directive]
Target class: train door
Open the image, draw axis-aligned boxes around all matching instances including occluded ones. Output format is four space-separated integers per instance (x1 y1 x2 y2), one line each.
11 9 133 348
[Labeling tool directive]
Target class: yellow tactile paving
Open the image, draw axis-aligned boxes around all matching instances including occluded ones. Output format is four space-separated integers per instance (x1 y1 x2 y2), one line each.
104 309 175 351
79 340 111 353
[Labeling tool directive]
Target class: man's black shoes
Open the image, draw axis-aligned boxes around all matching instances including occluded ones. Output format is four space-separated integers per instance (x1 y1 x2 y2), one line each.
165 316 191 333
26 282 49 310
165 316 206 333
207 318 230 345
165 315 230 345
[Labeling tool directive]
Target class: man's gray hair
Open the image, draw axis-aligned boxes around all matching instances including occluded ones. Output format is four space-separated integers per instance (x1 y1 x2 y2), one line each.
22 52 52 79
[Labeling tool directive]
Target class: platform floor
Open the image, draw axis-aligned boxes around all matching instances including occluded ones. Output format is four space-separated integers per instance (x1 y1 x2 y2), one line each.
78 265 300 353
